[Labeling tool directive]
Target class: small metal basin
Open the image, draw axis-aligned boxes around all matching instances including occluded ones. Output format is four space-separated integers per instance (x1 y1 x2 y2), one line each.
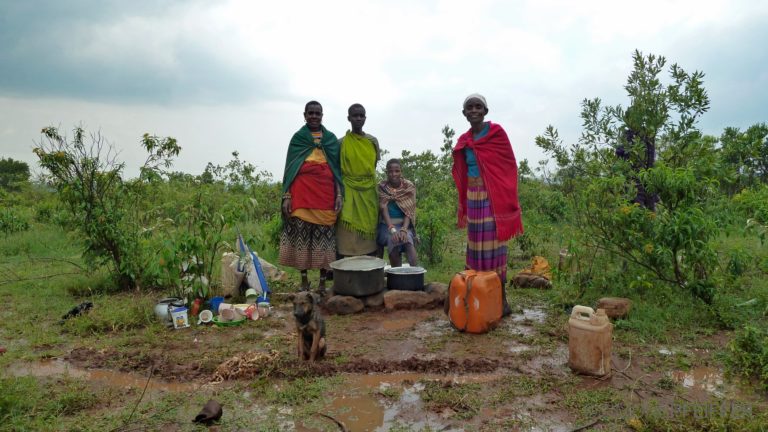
386 266 426 291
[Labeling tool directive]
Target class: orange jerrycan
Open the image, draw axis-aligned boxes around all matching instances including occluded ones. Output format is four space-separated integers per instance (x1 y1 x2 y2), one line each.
448 270 503 334
568 306 612 376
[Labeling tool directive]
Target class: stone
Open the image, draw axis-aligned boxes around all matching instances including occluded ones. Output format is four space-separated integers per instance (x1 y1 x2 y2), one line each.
424 282 448 308
362 291 385 309
424 282 448 295
325 295 365 315
383 290 433 310
596 297 632 319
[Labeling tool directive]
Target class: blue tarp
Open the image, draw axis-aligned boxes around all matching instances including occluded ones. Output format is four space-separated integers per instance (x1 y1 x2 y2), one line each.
236 234 270 298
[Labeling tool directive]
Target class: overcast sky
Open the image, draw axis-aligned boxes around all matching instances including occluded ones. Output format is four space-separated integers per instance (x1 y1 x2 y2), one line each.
1 0 766 180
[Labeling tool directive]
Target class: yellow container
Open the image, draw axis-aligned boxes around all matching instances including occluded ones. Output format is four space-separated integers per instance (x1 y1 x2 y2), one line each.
568 306 612 376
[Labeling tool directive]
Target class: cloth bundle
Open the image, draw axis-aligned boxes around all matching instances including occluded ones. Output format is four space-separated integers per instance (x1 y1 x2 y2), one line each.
512 256 552 289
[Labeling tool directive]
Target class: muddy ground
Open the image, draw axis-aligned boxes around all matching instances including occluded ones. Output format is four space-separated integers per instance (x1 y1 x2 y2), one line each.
12 297 767 431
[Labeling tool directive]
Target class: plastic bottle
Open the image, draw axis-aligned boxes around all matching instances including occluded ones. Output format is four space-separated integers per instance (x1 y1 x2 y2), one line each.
190 298 202 317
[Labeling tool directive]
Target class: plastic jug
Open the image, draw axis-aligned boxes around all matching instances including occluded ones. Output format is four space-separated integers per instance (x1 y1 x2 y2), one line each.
568 306 612 376
448 270 503 334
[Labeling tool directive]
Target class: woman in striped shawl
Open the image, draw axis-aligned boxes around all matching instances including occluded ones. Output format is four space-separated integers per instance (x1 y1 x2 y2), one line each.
377 159 418 267
452 94 523 316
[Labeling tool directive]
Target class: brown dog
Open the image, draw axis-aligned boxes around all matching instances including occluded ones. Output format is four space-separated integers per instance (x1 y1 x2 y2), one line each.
292 291 326 361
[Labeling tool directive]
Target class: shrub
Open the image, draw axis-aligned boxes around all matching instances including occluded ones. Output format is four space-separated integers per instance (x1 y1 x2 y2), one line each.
733 185 768 224
725 325 768 392
34 127 180 290
33 201 55 223
536 51 719 303
0 207 30 236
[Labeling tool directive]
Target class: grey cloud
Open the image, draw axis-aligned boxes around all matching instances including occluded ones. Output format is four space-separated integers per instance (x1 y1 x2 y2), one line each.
0 0 281 105
665 15 768 131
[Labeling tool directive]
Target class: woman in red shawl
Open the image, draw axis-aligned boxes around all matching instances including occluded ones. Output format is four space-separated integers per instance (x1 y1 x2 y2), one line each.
279 101 343 292
452 94 523 315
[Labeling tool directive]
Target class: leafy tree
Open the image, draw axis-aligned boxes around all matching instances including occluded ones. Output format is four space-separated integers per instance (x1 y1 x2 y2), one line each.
536 50 718 303
719 123 768 195
34 126 180 290
0 157 30 190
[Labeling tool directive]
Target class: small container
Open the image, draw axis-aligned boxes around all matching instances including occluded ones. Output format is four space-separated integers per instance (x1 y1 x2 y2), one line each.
219 307 236 322
257 302 271 318
245 288 259 304
244 304 258 320
171 307 190 329
233 304 250 319
386 266 426 291
209 296 224 315
190 298 203 317
154 297 185 325
198 309 213 324
568 306 612 376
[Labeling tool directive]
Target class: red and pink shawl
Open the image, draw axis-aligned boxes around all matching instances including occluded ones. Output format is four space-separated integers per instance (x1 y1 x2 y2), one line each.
452 122 523 241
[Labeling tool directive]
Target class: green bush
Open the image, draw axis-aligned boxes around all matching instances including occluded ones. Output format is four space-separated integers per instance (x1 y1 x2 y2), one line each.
732 185 768 224
0 207 30 236
33 201 55 223
725 325 768 392
416 187 454 265
726 248 752 277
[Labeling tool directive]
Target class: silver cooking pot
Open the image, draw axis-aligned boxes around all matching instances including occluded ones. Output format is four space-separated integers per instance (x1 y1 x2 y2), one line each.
330 256 386 297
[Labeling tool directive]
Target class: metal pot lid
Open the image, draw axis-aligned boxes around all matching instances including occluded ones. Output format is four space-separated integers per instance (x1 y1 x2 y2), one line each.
386 266 426 275
330 256 386 272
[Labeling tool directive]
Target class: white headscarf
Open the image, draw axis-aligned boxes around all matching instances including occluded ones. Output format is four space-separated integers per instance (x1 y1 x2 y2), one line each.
463 93 487 108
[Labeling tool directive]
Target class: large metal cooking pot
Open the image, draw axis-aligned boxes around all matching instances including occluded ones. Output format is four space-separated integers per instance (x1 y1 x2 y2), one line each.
386 266 426 291
330 256 386 297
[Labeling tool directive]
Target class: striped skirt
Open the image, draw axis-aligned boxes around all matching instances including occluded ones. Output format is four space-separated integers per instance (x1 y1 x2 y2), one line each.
279 217 336 270
466 184 508 283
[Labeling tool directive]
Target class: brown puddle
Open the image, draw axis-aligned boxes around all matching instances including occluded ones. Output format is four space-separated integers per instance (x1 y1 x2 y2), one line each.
670 366 725 397
296 372 502 431
381 318 421 332
10 358 196 393
511 308 547 323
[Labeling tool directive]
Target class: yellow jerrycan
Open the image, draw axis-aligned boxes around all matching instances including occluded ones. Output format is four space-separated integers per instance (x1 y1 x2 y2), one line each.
567 306 612 376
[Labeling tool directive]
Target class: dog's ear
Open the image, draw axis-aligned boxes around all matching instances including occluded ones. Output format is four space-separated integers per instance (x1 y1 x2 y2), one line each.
310 292 321 305
287 292 296 302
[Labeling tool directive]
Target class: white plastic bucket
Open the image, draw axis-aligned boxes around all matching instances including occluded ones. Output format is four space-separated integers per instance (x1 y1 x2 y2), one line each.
198 309 213 324
257 302 272 318
171 307 190 329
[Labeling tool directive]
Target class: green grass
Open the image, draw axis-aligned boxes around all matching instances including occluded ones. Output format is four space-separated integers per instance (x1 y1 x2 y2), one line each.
632 399 768 432
491 375 553 403
419 380 482 420
563 388 624 423
0 376 120 431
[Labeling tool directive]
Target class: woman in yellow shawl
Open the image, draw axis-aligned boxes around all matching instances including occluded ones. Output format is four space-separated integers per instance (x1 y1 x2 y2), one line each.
336 103 380 257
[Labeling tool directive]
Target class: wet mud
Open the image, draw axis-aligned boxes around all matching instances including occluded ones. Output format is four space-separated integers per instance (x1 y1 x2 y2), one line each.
10 301 764 430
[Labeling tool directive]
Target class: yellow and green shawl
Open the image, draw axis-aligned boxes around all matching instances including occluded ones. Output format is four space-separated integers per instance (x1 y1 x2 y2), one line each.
339 131 380 238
